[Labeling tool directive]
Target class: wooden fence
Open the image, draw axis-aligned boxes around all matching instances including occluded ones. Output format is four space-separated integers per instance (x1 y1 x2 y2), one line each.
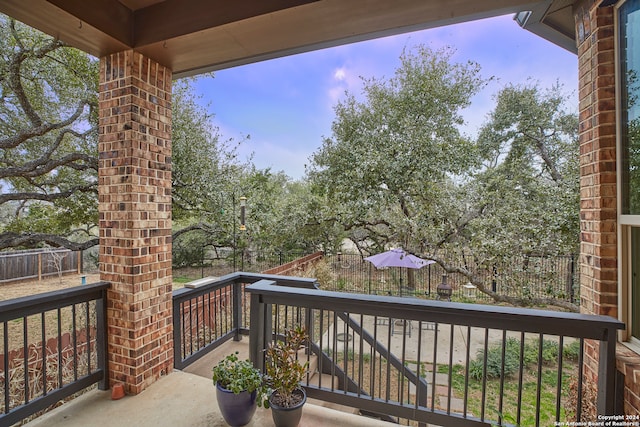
0 249 81 284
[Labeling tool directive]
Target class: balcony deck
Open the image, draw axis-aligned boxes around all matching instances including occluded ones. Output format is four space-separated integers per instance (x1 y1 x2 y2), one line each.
23 339 395 427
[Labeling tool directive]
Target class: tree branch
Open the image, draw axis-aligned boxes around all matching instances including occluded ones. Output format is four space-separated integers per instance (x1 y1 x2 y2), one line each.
0 185 97 204
426 253 579 312
0 232 98 251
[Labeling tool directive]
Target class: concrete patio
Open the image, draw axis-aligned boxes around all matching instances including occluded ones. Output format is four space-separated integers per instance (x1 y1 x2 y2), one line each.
23 370 397 427
23 338 396 427
23 324 480 427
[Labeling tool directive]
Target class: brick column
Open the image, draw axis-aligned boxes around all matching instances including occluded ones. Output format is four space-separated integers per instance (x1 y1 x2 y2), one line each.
576 0 640 416
576 0 617 412
98 51 173 394
576 1 617 319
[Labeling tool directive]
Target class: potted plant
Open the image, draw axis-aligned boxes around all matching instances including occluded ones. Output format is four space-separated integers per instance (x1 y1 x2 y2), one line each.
264 326 309 427
212 351 269 427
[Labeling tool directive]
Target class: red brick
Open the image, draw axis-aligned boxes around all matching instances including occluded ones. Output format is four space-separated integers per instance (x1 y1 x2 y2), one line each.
99 51 173 395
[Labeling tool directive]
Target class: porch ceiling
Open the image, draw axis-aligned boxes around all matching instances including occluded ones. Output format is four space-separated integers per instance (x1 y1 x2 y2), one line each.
0 0 576 79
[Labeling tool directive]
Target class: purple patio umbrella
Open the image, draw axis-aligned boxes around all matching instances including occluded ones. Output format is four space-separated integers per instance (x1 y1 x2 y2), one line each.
364 248 434 295
364 248 434 269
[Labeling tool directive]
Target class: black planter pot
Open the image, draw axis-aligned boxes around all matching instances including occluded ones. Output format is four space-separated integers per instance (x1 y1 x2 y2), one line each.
269 387 306 427
215 382 258 426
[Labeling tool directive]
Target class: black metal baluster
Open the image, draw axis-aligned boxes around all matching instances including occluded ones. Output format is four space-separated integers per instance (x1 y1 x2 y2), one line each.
431 323 439 411
57 309 62 389
463 326 471 417
72 304 78 382
498 330 507 424
535 333 544 426
517 332 525 426
3 321 9 413
576 338 584 421
480 328 489 421
556 336 565 422
23 316 29 404
85 301 91 373
447 324 455 414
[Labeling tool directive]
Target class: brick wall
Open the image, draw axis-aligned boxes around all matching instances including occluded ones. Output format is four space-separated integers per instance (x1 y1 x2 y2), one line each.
577 0 617 320
576 0 640 415
98 51 173 394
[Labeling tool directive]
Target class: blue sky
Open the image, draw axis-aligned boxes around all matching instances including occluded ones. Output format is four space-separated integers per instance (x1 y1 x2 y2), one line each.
193 14 578 180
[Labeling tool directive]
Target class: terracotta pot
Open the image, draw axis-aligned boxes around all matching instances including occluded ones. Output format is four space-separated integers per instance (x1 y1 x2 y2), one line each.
111 383 125 400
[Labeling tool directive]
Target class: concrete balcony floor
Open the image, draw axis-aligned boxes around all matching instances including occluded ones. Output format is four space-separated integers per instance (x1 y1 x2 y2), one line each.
24 339 395 427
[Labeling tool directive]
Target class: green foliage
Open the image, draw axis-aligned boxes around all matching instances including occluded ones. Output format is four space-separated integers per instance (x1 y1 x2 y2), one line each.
307 43 578 308
472 82 579 258
336 278 349 291
538 339 560 365
212 352 269 407
469 337 566 381
562 340 581 361
171 79 248 227
265 326 309 408
172 231 207 268
308 45 487 251
470 337 521 380
0 16 99 246
447 357 574 426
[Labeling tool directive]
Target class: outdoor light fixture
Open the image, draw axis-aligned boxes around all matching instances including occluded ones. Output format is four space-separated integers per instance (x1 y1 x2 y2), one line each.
436 274 452 301
239 196 247 231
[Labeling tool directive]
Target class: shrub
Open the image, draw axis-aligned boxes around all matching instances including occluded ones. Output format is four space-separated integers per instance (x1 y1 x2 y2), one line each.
522 339 559 365
469 338 520 381
172 232 207 268
469 337 568 381
563 340 581 362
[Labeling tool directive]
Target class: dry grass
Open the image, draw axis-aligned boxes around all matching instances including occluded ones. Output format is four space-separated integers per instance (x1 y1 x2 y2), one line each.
1 342 98 425
0 273 101 301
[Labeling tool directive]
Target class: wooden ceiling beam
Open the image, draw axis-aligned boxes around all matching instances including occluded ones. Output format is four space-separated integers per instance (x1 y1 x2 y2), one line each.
47 0 134 46
134 0 319 46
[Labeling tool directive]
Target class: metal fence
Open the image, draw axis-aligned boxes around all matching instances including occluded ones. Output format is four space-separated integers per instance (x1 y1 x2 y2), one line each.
320 252 579 304
0 249 82 284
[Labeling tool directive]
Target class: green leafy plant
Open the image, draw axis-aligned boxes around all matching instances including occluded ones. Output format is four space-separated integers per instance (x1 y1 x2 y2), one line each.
469 337 567 381
265 326 309 408
212 352 269 407
562 340 581 361
469 337 521 380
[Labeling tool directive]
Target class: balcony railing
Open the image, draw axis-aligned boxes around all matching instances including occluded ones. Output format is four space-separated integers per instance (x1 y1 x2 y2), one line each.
0 271 622 427
245 278 624 427
171 272 318 369
0 282 109 427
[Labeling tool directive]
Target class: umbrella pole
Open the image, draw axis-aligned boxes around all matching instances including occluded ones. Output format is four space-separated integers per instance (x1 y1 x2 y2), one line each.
368 263 371 294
